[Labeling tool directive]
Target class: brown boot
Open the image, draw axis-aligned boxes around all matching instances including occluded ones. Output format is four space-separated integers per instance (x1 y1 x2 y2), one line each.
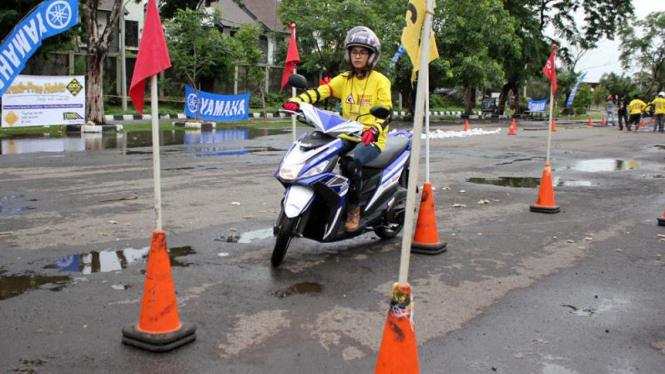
345 207 360 232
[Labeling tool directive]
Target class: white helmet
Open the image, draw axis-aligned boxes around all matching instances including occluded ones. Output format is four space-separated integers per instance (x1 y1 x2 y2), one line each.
659 91 665 98
344 26 381 69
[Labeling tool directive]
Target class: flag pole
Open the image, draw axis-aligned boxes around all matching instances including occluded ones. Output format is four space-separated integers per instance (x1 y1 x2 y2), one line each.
398 0 434 285
150 75 163 231
546 84 553 165
292 67 297 142
425 75 430 183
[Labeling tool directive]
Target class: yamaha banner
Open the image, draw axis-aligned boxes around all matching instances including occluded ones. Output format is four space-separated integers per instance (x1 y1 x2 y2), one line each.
528 99 548 113
566 72 587 108
185 86 250 121
0 0 79 97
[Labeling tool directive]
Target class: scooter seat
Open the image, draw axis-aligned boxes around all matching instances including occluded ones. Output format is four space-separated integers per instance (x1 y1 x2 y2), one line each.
364 136 410 169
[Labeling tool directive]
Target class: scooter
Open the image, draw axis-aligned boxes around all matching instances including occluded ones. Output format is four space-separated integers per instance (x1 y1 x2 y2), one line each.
271 74 412 267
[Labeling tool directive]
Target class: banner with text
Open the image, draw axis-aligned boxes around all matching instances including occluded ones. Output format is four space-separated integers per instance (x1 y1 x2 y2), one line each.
185 86 250 121
2 74 85 127
0 0 79 97
527 99 548 113
566 72 587 108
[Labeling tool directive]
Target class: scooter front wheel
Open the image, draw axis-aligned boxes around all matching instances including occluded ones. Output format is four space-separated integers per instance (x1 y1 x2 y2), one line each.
271 216 298 267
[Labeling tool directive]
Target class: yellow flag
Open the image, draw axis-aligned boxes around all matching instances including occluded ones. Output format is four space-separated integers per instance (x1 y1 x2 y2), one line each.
401 0 439 82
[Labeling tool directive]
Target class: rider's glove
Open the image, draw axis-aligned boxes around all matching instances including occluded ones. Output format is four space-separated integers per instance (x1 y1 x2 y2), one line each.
361 126 379 146
282 101 300 112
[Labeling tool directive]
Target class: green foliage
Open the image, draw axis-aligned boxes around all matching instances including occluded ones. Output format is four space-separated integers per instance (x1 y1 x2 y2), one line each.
571 83 592 109
619 11 665 97
598 72 635 97
160 0 200 19
235 22 265 89
164 8 240 90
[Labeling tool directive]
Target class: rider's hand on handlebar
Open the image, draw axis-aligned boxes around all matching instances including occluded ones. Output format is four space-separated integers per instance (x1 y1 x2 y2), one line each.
361 126 379 146
282 101 300 112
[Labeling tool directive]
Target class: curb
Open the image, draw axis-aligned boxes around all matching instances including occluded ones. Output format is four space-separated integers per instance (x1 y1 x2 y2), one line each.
105 113 186 122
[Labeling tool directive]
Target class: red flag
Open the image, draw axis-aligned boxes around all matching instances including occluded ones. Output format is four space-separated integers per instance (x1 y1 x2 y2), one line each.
281 23 300 90
543 45 557 94
129 0 171 115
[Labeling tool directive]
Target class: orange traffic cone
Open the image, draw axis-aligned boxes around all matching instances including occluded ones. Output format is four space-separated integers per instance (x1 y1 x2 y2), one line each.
411 183 447 255
508 119 517 135
588 118 593 127
601 117 606 126
658 207 665 226
551 120 557 132
641 118 646 127
463 120 470 132
530 163 560 213
375 283 419 373
122 230 196 352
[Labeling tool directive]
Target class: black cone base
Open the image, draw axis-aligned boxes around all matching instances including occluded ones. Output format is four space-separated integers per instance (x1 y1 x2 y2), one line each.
658 217 665 226
122 322 196 352
411 241 448 255
530 205 561 214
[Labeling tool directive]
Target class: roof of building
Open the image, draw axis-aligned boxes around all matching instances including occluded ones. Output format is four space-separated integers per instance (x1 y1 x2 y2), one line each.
214 0 287 33
98 0 129 15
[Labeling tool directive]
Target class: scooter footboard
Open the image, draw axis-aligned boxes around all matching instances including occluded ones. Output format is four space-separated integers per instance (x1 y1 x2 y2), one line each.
283 185 315 218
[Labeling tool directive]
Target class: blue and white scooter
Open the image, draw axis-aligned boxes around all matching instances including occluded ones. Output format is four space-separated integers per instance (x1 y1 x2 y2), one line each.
271 74 412 267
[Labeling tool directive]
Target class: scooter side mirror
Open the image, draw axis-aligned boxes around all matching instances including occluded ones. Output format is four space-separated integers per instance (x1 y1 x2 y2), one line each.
288 74 308 90
370 106 391 120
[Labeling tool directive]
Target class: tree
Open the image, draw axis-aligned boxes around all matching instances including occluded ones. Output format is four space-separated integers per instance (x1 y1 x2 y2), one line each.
619 11 665 98
83 0 124 125
164 7 240 119
494 0 634 115
235 22 267 119
436 0 521 115
160 0 200 19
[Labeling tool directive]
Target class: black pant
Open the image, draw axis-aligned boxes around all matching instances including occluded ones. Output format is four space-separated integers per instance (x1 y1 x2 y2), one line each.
618 109 628 130
628 114 641 131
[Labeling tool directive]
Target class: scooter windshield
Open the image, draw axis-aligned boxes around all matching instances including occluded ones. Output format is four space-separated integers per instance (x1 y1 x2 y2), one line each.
301 104 363 134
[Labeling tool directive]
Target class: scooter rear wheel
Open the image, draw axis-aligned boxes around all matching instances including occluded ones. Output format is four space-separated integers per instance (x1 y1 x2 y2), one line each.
271 216 297 267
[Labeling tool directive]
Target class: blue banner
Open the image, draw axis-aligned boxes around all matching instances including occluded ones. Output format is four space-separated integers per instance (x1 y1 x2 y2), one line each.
387 45 406 72
528 99 548 113
0 0 79 97
185 86 250 121
566 72 587 108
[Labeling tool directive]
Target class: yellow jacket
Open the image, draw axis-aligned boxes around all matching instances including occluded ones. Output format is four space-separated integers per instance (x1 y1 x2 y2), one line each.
290 71 392 151
629 99 647 115
650 97 665 114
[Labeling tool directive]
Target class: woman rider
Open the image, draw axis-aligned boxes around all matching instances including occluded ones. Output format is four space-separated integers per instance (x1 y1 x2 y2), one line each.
282 26 392 232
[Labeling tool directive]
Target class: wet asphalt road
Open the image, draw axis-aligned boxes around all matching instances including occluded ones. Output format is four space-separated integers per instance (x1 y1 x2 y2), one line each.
1 120 665 373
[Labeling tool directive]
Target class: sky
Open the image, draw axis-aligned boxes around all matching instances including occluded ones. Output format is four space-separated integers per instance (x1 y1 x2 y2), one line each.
570 0 665 82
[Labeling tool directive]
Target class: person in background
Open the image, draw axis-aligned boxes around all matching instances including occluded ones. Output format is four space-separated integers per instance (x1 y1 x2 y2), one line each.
649 92 665 133
282 26 392 232
605 95 616 126
617 94 629 131
627 94 647 132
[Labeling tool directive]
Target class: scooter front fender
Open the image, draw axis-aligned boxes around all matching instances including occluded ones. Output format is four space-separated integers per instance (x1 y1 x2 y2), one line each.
284 185 315 218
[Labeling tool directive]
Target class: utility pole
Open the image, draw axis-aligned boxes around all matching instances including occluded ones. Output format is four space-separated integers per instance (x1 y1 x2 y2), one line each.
120 0 130 112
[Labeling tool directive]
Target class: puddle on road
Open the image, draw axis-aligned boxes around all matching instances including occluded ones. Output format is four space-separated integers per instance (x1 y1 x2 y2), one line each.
565 159 640 172
0 269 70 301
272 282 323 298
466 177 594 188
216 228 274 244
44 246 196 274
0 128 289 155
0 194 36 215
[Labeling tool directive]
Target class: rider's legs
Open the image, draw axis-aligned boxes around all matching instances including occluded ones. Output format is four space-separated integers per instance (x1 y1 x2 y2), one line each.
339 139 381 232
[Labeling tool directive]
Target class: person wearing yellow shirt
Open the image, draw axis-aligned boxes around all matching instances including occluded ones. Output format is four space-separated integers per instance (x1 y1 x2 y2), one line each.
628 95 647 132
649 92 665 133
282 26 392 232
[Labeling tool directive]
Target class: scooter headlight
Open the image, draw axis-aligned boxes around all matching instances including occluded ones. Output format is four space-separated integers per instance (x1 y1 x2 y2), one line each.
279 162 305 181
301 160 330 178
